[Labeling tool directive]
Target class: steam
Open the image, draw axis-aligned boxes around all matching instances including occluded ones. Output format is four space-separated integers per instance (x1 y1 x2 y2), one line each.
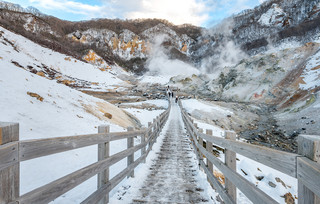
146 35 200 76
200 18 247 73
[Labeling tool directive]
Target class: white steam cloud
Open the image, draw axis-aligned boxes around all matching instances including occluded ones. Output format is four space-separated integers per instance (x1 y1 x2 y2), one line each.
201 18 247 73
146 35 200 76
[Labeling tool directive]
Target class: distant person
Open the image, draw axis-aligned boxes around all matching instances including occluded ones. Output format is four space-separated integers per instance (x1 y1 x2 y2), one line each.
175 96 178 103
172 92 174 98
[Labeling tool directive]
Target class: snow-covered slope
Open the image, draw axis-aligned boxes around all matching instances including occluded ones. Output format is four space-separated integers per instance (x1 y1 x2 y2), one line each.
0 26 129 91
0 25 156 203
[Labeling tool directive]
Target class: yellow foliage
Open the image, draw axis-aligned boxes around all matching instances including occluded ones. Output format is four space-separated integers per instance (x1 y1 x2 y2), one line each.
36 72 45 77
91 82 99 85
27 92 44 102
0 56 3 60
60 80 75 85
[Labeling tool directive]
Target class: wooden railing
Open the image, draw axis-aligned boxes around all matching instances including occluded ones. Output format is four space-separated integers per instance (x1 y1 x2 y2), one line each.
179 100 320 204
0 103 171 204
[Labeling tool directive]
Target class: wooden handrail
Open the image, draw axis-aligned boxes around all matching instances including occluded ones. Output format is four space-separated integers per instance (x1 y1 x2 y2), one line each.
19 130 146 161
179 101 320 204
0 101 171 204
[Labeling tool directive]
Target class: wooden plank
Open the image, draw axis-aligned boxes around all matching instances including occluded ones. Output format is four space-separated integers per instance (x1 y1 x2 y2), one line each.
197 143 278 204
0 142 18 171
199 160 235 204
0 122 19 204
141 128 147 163
127 127 134 178
0 122 19 145
297 157 320 198
206 129 214 186
81 154 146 204
97 125 110 204
298 135 320 162
19 130 145 161
199 132 298 177
17 142 146 204
225 131 237 201
298 135 320 203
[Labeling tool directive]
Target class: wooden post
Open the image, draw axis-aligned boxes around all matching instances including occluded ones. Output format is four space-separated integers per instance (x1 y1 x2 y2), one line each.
194 123 198 140
225 131 237 201
98 125 110 204
141 128 146 163
199 128 204 159
298 135 320 204
0 122 19 204
127 127 134 178
148 122 152 150
206 129 214 186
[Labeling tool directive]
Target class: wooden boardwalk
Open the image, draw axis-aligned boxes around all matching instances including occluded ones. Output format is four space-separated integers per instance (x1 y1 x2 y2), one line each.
132 101 211 203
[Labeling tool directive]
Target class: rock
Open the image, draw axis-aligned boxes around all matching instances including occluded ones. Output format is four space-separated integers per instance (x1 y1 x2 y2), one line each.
227 115 231 118
301 128 306 130
282 192 295 204
27 92 44 102
268 181 277 188
255 175 264 181
301 116 307 119
104 113 112 119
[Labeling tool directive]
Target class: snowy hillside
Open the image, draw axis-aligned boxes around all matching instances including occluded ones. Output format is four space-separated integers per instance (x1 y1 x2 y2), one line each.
0 25 166 203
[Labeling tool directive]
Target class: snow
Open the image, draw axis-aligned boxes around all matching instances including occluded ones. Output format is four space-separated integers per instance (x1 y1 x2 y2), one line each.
258 4 286 27
299 49 320 90
139 75 172 85
124 108 165 127
192 119 225 138
122 99 169 109
0 26 164 203
182 99 233 116
0 26 126 90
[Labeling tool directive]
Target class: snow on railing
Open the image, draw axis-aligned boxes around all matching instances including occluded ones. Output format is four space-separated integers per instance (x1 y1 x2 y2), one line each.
0 103 171 204
178 99 320 204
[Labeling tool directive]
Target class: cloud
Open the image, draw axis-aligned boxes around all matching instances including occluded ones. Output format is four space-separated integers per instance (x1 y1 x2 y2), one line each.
29 0 101 16
100 0 210 26
24 0 264 26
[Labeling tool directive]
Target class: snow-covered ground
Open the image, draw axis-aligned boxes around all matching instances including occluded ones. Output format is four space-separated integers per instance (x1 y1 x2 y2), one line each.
181 99 298 204
0 26 166 203
0 26 129 91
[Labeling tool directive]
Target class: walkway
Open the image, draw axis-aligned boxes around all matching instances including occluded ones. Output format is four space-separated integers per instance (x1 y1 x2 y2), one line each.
131 100 213 203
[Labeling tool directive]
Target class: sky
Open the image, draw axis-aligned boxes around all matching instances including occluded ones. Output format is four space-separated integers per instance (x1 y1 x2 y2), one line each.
5 0 267 27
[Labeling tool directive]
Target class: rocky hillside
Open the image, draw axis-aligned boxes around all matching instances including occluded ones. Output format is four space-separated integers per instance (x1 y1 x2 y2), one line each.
0 1 202 73
1 0 319 73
